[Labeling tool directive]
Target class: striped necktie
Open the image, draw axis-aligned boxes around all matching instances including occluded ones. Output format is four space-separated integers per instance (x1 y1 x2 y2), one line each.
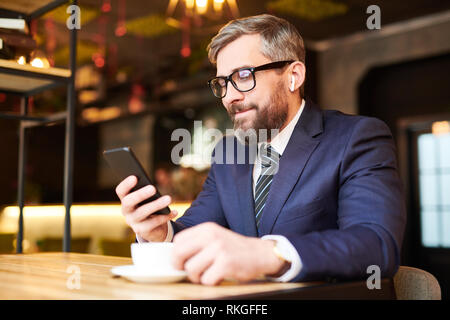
254 144 280 227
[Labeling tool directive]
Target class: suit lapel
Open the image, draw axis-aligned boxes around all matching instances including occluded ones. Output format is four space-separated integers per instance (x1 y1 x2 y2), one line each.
233 162 258 237
258 99 324 236
231 141 258 237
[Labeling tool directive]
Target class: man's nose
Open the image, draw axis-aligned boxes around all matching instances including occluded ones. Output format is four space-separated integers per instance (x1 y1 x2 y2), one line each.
222 81 245 106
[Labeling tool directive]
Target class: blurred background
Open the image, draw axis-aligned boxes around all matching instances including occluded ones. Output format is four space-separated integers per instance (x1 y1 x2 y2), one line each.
0 0 449 298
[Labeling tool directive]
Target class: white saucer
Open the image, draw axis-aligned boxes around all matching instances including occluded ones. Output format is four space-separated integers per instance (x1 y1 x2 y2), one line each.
111 265 187 284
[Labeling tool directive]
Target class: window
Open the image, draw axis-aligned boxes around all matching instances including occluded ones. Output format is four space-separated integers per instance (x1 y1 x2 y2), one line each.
417 132 450 247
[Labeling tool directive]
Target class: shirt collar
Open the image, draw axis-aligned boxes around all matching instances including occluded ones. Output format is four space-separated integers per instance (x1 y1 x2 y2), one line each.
258 98 305 157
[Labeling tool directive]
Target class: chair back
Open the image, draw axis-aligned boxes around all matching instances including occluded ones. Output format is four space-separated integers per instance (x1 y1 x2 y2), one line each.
394 266 441 300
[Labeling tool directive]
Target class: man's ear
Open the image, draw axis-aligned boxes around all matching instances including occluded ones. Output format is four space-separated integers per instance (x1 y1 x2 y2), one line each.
289 61 306 93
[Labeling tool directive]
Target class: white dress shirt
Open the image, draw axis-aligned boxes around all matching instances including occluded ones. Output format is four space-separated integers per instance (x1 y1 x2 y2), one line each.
256 99 305 282
138 99 306 282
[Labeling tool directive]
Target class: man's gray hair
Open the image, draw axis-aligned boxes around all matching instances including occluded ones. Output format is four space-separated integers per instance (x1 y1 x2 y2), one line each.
207 14 306 95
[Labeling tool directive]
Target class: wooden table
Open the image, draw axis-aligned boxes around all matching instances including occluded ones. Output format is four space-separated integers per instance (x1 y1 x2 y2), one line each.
0 253 395 300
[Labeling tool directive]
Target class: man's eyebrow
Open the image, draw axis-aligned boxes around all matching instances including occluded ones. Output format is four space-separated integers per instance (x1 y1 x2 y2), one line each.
216 65 253 77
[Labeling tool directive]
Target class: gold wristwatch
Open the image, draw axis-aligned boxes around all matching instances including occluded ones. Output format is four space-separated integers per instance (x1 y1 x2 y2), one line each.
272 240 291 262
269 240 292 277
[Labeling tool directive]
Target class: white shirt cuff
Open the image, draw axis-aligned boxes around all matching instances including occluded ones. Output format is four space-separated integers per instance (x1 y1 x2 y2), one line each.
135 221 174 243
261 234 302 282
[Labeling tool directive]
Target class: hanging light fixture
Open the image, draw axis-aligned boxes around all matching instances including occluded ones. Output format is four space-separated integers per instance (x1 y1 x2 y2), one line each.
101 0 111 13
166 0 239 26
213 0 225 12
196 0 208 15
115 0 127 37
166 0 240 57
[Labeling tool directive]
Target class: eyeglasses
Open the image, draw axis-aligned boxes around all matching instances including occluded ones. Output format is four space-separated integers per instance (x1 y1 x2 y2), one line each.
208 60 294 99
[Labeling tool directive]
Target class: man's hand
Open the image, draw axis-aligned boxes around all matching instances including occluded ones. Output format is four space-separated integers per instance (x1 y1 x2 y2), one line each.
115 175 178 242
172 222 286 285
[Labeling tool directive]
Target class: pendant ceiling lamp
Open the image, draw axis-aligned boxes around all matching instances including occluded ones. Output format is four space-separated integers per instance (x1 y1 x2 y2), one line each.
165 0 240 57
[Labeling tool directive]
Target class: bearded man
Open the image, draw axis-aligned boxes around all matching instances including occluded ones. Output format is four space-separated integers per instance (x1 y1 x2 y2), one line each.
115 14 406 285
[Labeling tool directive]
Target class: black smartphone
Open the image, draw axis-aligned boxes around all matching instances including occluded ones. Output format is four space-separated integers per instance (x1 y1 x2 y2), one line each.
103 146 171 214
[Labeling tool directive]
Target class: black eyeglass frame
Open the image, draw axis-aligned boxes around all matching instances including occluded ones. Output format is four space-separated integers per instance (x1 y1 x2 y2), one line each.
208 60 295 98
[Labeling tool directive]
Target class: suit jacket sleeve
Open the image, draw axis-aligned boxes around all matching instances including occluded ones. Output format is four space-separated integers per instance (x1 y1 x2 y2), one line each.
171 162 229 234
289 117 406 282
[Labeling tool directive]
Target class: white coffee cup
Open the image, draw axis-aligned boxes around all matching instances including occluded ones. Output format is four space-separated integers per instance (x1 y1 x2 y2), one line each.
131 242 176 271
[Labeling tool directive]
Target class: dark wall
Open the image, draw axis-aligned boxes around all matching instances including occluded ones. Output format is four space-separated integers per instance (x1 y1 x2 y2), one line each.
0 119 20 206
0 120 100 206
304 49 319 103
21 123 99 204
358 53 450 137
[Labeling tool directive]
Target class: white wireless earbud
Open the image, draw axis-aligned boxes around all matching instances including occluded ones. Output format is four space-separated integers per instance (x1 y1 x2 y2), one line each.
290 75 295 92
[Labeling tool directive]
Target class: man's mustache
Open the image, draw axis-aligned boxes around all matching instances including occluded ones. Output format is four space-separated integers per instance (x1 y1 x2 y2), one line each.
228 104 258 115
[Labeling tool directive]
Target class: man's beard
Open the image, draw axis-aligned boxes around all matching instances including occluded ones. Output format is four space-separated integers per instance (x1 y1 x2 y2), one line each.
229 81 288 145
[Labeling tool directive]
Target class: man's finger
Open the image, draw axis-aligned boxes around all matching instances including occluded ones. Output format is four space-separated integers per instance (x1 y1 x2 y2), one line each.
172 230 207 270
200 260 226 286
133 194 172 222
135 210 177 237
115 175 137 201
122 185 156 214
183 243 217 283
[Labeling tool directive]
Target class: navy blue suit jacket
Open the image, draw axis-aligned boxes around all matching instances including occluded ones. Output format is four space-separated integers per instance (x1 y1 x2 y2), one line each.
171 99 406 282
